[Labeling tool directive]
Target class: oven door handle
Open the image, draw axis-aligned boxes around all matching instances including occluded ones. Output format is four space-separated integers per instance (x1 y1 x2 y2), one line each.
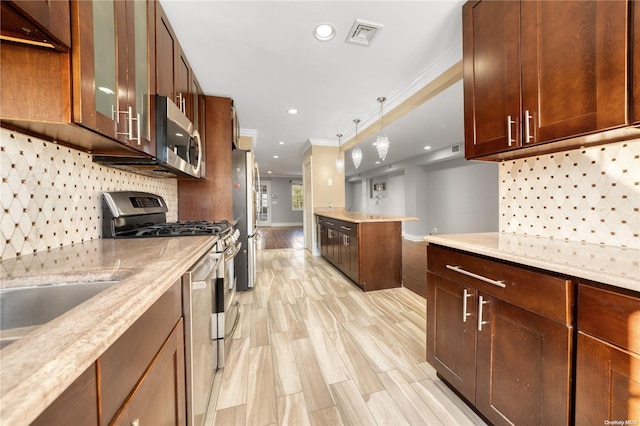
191 257 218 289
224 242 242 261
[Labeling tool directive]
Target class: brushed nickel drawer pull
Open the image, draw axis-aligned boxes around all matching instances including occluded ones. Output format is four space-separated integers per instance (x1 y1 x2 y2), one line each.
446 265 506 288
326 221 334 226
340 225 352 231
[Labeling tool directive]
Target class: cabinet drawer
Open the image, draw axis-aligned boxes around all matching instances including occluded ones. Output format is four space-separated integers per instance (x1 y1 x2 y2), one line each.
99 280 182 424
317 216 358 237
578 284 640 355
427 245 573 325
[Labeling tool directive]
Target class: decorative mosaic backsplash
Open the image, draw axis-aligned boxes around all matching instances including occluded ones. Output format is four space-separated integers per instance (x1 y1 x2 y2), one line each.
1 129 178 260
500 139 640 249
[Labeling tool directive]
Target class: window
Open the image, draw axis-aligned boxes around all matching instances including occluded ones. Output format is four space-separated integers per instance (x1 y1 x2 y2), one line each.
291 183 303 211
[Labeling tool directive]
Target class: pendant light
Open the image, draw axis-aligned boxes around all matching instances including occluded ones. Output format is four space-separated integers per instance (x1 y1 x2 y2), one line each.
375 97 390 161
335 134 344 173
351 119 362 169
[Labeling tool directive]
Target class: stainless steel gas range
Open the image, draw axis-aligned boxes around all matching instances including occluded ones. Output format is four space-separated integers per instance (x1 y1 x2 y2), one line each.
102 191 241 426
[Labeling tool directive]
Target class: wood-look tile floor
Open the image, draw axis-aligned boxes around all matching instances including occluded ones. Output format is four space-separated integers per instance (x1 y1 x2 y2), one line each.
205 248 487 426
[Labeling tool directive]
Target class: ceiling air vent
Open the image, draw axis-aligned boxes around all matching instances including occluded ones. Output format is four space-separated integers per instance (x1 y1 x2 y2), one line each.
345 19 384 47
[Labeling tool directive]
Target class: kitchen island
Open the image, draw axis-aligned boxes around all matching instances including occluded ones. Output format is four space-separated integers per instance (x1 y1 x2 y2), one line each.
315 208 418 291
0 236 216 426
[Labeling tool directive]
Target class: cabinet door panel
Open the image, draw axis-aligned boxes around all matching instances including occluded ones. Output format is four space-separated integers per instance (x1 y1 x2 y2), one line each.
575 332 640 424
155 6 176 101
99 281 182 424
7 0 71 47
426 273 476 402
463 0 521 157
112 320 187 426
177 47 191 117
520 0 628 144
72 0 118 140
475 295 572 425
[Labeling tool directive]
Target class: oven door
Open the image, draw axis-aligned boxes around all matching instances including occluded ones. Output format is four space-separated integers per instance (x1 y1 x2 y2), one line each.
215 240 242 368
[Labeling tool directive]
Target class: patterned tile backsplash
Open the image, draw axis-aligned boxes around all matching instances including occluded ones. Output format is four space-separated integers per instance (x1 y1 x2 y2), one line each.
2 128 639 260
1 129 178 260
499 139 640 249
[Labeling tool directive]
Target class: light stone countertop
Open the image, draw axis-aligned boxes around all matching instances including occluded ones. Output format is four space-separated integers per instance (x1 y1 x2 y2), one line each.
424 232 640 293
315 208 419 223
0 236 217 426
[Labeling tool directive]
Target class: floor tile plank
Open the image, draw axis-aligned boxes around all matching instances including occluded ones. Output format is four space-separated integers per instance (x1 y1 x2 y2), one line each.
246 346 277 425
276 393 312 426
292 337 335 412
330 380 377 426
270 332 303 397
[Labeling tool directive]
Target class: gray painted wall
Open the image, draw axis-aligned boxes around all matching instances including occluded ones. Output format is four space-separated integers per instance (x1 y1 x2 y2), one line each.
262 177 304 225
422 157 498 236
346 157 498 239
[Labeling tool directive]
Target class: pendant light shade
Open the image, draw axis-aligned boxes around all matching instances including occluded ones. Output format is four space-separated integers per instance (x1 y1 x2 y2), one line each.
335 134 344 173
351 119 362 169
375 97 390 161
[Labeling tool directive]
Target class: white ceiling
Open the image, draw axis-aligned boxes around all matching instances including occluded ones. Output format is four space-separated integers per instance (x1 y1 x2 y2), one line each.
159 0 465 178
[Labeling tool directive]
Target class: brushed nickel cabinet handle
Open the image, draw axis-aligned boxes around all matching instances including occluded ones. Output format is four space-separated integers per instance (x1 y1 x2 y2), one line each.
524 110 534 143
507 115 515 147
340 225 351 231
477 295 489 331
462 288 473 323
446 265 506 288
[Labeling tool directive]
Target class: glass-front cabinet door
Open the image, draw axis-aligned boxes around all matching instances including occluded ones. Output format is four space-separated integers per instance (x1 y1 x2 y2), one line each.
72 0 151 155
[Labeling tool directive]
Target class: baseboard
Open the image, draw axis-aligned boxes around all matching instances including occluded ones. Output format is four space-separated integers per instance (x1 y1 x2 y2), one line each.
266 222 303 227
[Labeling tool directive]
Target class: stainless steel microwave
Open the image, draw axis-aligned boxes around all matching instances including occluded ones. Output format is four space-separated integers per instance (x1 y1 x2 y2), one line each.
93 95 203 179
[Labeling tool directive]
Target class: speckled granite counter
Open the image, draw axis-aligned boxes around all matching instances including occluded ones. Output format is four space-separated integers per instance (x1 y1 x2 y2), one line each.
0 236 216 426
314 208 418 223
424 232 640 293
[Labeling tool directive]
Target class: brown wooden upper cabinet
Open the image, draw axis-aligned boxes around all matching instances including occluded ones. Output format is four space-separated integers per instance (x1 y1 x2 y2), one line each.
1 0 71 50
463 0 633 160
155 2 197 123
72 0 154 156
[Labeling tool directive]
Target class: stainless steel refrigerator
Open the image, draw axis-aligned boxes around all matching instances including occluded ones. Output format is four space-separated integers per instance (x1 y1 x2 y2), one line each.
232 149 259 291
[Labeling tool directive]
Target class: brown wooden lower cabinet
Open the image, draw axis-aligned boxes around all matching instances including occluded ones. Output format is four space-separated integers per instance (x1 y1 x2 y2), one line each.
317 215 401 291
111 319 186 426
426 244 573 425
31 364 98 425
32 281 185 425
575 284 640 423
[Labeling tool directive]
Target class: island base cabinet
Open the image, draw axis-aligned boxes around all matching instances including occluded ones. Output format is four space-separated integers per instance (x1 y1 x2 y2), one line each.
475 294 572 426
111 319 186 426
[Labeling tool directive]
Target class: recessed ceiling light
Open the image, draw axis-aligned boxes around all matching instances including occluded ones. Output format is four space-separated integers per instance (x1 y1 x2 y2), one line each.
287 108 298 115
273 155 279 159
424 146 431 150
278 141 285 145
268 170 273 174
313 23 336 42
375 161 380 164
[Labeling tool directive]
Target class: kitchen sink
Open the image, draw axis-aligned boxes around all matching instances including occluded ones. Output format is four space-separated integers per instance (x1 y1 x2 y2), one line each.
0 280 120 349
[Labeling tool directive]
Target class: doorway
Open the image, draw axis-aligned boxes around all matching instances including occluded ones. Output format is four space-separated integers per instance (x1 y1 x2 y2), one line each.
303 156 313 253
258 181 271 227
